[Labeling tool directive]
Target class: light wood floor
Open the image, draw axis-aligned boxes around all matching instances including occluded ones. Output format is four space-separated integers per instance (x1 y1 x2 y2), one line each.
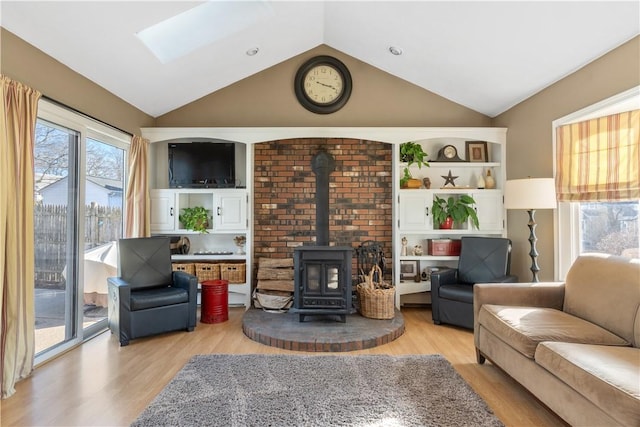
2 307 566 426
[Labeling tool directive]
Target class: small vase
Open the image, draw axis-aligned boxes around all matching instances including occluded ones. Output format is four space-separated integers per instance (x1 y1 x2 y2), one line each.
477 173 485 189
440 217 454 229
485 169 496 189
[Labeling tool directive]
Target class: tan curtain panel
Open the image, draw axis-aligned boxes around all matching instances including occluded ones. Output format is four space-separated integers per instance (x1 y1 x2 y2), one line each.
125 135 150 238
1 75 41 398
556 109 639 202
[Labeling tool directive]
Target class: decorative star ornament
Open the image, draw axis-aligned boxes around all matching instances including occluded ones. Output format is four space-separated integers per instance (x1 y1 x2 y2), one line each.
441 170 459 187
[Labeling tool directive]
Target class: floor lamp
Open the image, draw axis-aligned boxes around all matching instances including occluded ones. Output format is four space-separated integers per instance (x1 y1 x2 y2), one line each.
504 178 557 282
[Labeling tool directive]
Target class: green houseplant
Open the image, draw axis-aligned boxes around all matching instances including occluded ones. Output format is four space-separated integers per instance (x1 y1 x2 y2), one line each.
179 206 210 233
399 142 429 188
431 195 479 229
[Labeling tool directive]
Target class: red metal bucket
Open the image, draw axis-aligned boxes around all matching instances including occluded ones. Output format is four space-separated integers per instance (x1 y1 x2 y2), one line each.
200 279 228 323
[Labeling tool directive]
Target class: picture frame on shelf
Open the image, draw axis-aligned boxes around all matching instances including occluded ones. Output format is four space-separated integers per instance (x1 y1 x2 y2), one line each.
465 141 489 162
400 260 419 280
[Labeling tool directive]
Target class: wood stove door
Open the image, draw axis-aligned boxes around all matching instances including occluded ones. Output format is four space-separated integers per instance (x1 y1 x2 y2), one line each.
302 262 345 308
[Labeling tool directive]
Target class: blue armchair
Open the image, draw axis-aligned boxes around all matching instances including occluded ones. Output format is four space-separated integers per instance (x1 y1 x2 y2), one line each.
431 236 517 329
107 237 197 346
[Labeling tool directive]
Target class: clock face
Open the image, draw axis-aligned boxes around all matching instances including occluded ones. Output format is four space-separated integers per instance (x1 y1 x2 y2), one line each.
444 145 457 158
303 64 344 105
294 56 352 114
435 144 462 162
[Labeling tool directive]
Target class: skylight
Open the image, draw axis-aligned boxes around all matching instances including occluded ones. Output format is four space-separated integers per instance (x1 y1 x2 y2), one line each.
136 0 274 63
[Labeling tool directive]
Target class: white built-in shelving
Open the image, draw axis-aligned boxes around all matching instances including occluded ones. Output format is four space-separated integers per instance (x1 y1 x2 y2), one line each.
141 127 508 310
393 128 508 307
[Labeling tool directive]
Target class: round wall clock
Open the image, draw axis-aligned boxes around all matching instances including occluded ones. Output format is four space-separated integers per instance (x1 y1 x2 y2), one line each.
294 56 352 114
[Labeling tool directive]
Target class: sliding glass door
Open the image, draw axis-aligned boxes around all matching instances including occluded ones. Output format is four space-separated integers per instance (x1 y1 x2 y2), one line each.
34 100 128 362
33 119 80 355
82 137 125 337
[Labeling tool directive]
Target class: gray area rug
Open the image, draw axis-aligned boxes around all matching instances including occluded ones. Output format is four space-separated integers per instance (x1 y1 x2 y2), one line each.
132 354 503 427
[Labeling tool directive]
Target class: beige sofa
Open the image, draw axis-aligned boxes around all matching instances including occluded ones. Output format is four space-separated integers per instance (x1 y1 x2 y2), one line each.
474 254 640 426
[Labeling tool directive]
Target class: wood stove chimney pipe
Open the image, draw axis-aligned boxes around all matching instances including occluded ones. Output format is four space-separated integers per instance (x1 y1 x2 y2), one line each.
311 151 336 246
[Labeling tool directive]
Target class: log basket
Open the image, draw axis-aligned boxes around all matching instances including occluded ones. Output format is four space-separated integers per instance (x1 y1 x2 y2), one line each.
356 265 395 319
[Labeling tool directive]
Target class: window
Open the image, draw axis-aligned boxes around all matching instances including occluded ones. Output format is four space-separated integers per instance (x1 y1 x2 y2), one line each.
579 201 639 255
34 100 129 364
554 87 640 279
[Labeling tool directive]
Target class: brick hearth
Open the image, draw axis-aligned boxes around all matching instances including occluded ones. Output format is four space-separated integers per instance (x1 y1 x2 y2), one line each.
242 309 405 352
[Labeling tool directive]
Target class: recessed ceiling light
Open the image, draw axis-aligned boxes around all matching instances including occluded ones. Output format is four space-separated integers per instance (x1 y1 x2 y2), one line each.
136 1 274 64
246 47 260 56
389 46 403 56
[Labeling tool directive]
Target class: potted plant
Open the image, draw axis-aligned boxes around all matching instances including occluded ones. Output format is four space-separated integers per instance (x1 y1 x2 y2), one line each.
179 206 210 233
431 195 479 229
399 142 429 188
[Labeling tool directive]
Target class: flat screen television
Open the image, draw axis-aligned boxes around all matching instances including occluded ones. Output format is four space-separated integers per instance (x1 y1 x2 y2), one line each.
168 142 235 188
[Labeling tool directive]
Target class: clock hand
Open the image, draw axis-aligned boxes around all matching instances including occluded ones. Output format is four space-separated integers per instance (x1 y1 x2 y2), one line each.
316 81 337 90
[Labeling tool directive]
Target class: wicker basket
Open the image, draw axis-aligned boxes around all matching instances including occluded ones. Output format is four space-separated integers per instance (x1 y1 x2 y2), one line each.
220 263 246 284
172 262 195 275
195 263 221 282
252 289 293 311
357 265 395 319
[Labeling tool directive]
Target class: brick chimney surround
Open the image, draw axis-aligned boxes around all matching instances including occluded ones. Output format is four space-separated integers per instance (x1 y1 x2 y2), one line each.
253 138 393 276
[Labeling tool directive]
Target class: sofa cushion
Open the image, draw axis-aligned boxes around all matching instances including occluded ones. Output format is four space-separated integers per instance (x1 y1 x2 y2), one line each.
564 254 640 347
478 305 630 358
536 342 640 427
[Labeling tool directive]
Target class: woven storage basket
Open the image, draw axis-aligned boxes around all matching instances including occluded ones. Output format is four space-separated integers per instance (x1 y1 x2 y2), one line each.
172 262 195 275
220 263 246 284
357 265 395 319
195 263 220 282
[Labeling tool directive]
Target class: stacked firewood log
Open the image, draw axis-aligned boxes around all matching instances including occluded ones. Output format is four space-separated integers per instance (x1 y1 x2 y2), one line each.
253 258 294 310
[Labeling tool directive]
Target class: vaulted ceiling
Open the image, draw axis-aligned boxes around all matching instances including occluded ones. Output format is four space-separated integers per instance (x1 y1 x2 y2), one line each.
1 1 638 118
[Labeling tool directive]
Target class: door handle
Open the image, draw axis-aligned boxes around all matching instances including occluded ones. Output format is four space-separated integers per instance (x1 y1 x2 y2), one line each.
425 207 429 216
170 207 174 216
217 207 221 216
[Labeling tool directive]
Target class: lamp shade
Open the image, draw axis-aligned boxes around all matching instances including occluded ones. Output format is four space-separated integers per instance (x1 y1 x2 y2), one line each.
504 178 557 210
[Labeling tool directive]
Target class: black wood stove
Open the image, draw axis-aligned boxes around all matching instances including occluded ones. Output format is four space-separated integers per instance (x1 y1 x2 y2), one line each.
293 246 352 322
293 151 353 322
